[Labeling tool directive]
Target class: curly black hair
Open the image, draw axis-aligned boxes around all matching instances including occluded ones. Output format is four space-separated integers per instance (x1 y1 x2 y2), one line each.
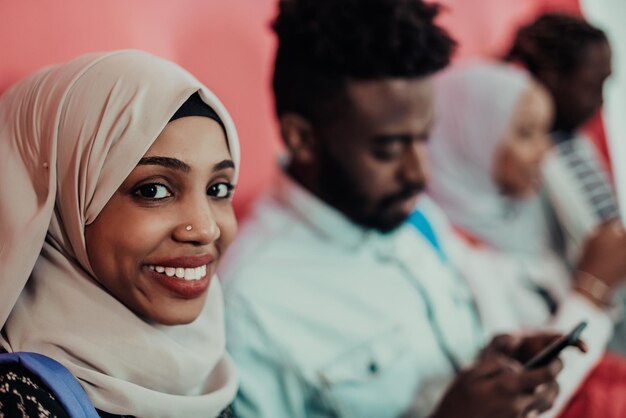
506 13 607 76
272 0 455 123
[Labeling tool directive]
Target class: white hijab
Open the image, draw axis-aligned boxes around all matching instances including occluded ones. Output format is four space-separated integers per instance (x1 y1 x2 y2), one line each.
427 61 552 256
0 50 239 417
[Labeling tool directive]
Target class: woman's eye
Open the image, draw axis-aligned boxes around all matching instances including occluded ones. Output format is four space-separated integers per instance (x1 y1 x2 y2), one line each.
208 182 234 199
515 126 534 139
134 183 172 200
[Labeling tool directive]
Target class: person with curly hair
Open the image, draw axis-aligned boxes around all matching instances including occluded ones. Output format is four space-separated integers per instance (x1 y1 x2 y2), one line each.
221 1 570 417
506 13 626 355
506 13 618 266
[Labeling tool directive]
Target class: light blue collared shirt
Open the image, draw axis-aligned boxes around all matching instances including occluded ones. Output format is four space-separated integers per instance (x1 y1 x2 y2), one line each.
220 172 484 418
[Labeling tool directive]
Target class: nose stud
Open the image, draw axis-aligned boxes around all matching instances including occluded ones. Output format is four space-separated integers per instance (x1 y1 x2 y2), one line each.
185 225 193 231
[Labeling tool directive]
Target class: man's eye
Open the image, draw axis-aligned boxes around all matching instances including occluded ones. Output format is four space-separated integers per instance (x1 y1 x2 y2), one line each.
134 183 172 200
373 151 395 161
373 145 403 161
208 182 234 199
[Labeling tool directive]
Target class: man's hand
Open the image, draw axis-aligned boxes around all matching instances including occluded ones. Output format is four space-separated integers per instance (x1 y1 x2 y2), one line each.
430 355 562 418
481 333 587 365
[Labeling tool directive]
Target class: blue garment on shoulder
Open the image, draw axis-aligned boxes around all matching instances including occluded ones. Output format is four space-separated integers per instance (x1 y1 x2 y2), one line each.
407 209 447 262
0 352 99 418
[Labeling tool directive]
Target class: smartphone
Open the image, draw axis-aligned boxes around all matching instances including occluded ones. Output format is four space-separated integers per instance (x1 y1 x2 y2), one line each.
523 321 588 369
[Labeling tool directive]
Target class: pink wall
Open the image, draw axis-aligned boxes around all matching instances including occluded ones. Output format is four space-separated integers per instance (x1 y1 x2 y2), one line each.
0 0 281 218
0 0 581 217
436 0 580 60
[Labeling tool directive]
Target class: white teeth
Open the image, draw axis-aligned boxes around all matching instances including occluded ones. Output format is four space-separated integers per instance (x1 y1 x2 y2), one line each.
194 266 203 278
148 264 208 281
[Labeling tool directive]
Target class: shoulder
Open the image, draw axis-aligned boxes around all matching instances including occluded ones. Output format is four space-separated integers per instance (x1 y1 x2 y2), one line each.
222 194 297 274
0 355 132 418
221 196 331 302
0 361 70 418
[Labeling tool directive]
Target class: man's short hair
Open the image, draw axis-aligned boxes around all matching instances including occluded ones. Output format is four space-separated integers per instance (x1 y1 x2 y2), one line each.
272 0 456 124
506 13 608 76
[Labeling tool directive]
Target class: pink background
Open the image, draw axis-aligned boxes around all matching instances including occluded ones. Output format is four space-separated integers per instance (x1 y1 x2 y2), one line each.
0 0 582 217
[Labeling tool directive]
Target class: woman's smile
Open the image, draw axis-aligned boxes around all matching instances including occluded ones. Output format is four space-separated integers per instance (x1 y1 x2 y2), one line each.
86 116 237 325
143 253 217 298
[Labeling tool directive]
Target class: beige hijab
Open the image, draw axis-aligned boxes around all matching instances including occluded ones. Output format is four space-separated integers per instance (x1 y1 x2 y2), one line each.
0 50 239 417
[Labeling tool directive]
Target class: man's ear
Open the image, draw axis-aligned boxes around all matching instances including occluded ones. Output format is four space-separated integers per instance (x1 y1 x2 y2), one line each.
279 113 317 164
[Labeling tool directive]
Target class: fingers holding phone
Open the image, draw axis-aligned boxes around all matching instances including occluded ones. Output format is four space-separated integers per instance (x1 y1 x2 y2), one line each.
481 326 588 367
431 324 588 418
523 322 588 369
430 355 562 418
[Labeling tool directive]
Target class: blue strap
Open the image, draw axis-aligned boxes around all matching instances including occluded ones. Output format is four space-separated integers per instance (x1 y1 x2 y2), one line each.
407 209 447 262
0 352 99 418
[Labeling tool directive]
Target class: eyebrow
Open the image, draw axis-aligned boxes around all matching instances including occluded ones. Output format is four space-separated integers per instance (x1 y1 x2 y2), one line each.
373 121 434 145
214 159 235 171
138 156 190 172
374 134 412 144
137 156 235 172
373 132 430 144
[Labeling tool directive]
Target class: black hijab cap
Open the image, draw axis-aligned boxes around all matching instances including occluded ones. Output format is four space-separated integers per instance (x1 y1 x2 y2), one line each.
170 92 226 135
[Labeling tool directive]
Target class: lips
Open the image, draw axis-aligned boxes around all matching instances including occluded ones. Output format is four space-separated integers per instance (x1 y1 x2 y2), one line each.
382 184 425 208
397 193 420 215
143 254 215 298
145 254 215 269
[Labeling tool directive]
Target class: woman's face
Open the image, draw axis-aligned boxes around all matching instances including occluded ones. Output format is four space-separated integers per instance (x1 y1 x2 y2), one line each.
85 116 237 325
492 83 554 198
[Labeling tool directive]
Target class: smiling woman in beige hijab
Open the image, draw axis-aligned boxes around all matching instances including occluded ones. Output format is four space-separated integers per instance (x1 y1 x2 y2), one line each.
0 50 239 417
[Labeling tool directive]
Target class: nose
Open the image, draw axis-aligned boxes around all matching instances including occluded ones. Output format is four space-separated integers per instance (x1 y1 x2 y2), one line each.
172 197 221 245
401 141 429 184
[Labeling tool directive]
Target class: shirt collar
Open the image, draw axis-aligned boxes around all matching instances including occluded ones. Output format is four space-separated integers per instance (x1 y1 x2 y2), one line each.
271 169 375 250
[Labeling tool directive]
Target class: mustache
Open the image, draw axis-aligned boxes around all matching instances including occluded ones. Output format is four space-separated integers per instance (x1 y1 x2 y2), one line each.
380 182 426 208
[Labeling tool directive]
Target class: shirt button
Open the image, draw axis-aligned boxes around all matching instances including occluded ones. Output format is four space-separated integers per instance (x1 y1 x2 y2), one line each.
368 361 378 374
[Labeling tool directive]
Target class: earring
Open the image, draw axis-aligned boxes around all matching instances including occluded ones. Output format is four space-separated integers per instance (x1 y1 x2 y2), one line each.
185 225 193 231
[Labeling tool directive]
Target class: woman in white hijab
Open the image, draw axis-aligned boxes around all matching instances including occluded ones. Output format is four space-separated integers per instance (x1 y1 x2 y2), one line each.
425 60 626 417
0 50 239 418
427 59 626 317
428 60 556 255
427 60 626 322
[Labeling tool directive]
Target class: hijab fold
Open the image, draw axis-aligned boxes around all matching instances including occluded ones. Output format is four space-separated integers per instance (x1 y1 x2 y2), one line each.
0 50 239 417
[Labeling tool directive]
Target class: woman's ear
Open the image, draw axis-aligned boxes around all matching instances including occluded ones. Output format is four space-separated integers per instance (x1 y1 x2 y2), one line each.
279 113 317 164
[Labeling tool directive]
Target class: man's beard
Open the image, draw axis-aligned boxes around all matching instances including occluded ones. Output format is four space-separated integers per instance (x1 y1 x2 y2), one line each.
317 146 425 233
